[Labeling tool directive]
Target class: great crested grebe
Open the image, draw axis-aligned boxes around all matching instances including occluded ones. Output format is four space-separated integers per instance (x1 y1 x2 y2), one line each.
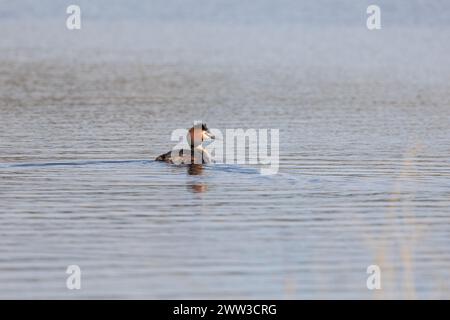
155 123 215 164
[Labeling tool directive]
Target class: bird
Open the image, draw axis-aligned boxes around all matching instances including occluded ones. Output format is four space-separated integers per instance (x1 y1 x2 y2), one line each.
155 123 215 164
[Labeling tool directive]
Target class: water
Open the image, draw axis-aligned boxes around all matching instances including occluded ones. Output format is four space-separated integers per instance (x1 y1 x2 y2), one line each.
1 1 450 299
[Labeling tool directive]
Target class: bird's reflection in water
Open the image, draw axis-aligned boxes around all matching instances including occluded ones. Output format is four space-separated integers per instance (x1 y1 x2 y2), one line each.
187 164 208 193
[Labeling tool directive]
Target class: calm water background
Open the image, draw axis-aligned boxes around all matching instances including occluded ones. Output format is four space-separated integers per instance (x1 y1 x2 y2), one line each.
0 0 449 298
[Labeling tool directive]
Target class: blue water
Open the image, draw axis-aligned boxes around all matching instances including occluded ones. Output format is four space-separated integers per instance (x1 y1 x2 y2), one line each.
0 0 450 299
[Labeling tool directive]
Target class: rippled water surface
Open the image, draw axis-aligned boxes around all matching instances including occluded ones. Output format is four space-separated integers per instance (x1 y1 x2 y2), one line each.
1 1 450 299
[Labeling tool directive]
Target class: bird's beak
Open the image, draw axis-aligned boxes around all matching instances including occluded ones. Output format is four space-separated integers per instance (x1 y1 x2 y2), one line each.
203 130 215 140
